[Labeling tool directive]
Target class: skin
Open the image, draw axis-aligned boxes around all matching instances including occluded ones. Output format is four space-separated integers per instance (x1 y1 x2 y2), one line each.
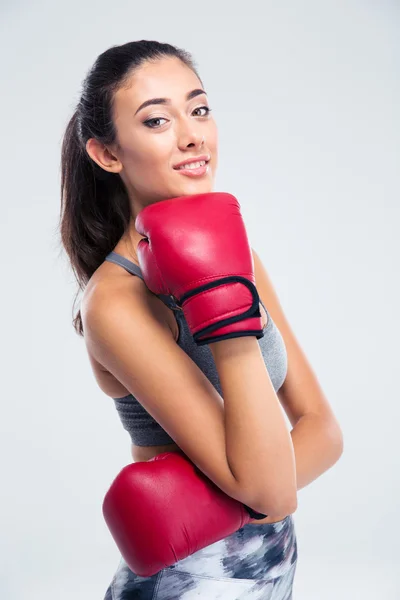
85 56 297 524
86 55 218 258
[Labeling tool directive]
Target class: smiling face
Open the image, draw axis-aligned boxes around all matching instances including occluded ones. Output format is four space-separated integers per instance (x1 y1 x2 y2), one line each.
102 56 218 210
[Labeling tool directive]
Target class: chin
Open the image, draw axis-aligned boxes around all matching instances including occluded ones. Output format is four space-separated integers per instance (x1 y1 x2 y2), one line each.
180 182 214 196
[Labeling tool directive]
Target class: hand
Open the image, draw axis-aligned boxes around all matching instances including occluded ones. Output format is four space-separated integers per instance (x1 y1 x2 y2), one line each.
135 192 264 345
103 452 267 577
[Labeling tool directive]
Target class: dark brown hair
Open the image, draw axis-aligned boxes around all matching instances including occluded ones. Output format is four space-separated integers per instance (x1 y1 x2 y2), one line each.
58 40 201 335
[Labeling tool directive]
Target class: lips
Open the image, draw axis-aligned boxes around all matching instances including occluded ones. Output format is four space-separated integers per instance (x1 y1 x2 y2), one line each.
173 155 210 169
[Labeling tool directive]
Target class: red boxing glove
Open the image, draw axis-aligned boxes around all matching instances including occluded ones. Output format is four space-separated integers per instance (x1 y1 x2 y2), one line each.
102 451 267 577
135 192 264 345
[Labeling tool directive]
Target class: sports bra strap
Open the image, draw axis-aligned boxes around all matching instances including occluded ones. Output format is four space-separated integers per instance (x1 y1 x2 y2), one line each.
104 251 179 311
105 251 144 279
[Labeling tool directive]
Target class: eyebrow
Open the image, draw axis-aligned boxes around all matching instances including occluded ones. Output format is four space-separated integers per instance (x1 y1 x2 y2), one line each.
134 88 207 116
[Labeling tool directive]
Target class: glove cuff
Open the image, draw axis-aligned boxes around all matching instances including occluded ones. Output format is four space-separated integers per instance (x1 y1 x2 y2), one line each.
179 276 264 344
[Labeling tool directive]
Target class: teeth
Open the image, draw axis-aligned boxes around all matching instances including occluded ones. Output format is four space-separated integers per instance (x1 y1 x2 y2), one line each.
178 160 206 170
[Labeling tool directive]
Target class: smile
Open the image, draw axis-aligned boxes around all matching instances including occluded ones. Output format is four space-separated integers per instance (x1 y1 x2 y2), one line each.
176 160 207 170
173 160 210 178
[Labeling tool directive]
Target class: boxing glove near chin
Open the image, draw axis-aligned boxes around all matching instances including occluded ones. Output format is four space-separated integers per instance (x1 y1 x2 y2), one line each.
135 192 264 345
102 451 267 577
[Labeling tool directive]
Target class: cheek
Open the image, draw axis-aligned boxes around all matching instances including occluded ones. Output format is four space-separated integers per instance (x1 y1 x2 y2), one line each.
209 131 218 162
125 145 168 177
137 138 172 170
118 125 169 165
208 125 218 153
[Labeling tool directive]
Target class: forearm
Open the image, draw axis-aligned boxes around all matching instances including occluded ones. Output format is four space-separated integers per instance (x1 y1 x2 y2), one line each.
247 413 344 524
210 336 297 515
290 413 344 491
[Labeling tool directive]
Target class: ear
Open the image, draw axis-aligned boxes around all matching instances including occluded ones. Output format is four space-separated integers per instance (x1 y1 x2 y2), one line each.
85 138 122 174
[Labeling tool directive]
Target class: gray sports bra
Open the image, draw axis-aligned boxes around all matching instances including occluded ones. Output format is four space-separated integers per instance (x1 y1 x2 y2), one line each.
104 251 288 447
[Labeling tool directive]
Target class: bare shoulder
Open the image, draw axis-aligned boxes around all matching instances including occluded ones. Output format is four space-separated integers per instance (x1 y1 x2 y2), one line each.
80 261 176 396
82 260 174 337
82 258 145 307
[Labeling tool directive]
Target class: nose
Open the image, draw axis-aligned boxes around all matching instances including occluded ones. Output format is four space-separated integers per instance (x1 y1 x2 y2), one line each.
177 127 205 151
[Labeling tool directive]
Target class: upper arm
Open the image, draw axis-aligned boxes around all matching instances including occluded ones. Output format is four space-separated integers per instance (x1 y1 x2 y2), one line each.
252 248 343 437
81 281 252 505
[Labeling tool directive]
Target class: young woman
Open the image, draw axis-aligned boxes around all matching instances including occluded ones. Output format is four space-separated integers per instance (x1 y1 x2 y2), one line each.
59 40 343 600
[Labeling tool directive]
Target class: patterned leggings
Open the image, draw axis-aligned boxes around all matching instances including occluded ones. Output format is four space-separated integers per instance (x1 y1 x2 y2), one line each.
103 514 298 600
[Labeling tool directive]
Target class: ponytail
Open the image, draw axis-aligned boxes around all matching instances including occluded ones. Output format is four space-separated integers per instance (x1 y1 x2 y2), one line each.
59 111 130 335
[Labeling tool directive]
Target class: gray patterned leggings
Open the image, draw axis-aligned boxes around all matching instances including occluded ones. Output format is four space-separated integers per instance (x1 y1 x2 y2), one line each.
103 514 298 600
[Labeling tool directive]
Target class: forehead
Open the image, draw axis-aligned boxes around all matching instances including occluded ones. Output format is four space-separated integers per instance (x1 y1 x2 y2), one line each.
114 56 201 112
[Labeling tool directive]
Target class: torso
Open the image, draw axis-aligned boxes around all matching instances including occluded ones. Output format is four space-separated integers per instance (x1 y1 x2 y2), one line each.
84 250 286 524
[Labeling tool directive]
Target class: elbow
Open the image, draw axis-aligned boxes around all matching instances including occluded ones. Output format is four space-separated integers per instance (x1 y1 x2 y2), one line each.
254 500 298 520
250 491 298 520
336 426 344 457
329 420 345 463
271 496 298 518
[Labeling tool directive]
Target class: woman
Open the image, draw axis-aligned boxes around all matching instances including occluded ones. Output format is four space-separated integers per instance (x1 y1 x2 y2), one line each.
59 40 343 599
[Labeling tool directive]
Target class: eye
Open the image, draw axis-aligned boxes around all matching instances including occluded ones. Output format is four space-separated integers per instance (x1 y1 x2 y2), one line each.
143 106 212 129
193 105 212 117
143 116 168 129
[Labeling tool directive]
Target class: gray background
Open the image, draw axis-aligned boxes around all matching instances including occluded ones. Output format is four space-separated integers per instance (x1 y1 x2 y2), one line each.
1 1 399 598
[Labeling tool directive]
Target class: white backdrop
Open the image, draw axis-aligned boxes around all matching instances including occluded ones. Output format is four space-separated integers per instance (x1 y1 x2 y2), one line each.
1 1 399 598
